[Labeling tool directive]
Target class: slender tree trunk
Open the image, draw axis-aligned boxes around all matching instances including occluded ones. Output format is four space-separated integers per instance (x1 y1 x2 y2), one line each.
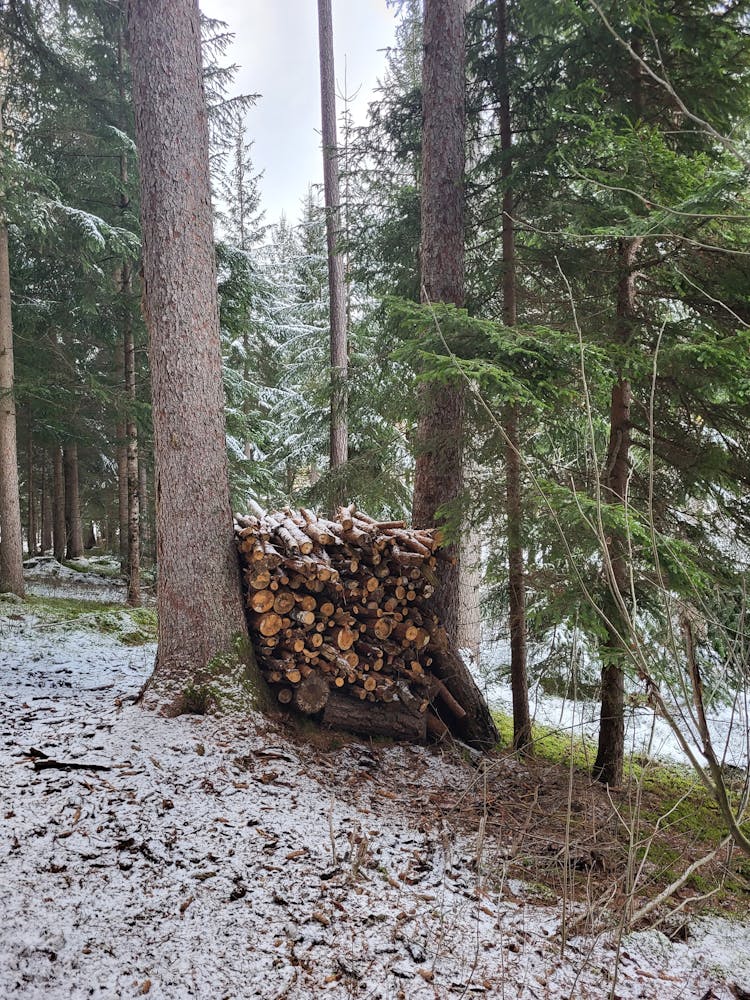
63 442 83 559
457 529 482 663
26 412 36 557
116 318 129 575
138 459 150 563
496 0 532 754
593 236 642 786
126 0 259 710
593 40 644 787
412 0 497 750
317 0 348 506
122 262 141 606
118 21 140 606
52 446 66 562
0 219 24 595
41 456 52 552
85 521 97 549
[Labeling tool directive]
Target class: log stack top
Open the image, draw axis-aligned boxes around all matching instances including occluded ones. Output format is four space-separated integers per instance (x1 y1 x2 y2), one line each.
234 504 469 743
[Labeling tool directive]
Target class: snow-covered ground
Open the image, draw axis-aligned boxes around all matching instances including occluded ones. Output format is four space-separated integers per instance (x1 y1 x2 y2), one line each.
22 555 129 604
2 597 750 999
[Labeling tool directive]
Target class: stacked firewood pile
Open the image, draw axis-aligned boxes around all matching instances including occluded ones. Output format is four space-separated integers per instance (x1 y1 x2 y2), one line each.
234 505 489 744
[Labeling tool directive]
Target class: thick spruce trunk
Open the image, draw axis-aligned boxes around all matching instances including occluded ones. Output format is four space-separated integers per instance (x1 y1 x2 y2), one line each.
0 220 24 595
412 0 466 645
317 0 348 506
52 446 66 562
496 0 531 753
412 0 497 750
126 0 259 711
63 442 83 559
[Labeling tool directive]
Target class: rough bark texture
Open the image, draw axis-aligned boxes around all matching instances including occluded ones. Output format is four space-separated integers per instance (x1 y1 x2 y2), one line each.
410 0 496 750
116 423 128 570
457 529 482 663
317 0 348 500
593 236 642 786
323 691 427 742
138 459 151 562
126 0 257 710
63 442 83 559
122 263 140 606
0 220 24 595
497 0 531 754
40 457 52 553
52 446 66 562
26 413 36 557
118 27 140 606
412 0 466 646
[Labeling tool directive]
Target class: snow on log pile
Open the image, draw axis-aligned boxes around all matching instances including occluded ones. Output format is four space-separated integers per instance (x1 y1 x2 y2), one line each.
234 505 473 743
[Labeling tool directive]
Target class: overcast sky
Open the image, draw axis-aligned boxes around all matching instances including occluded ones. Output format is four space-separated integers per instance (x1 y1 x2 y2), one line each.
200 0 397 226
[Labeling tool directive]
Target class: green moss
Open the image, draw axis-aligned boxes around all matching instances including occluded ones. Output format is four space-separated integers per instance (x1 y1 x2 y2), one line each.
23 596 158 645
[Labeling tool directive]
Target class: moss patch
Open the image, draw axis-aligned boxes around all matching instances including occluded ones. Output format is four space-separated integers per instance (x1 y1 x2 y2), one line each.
23 596 157 645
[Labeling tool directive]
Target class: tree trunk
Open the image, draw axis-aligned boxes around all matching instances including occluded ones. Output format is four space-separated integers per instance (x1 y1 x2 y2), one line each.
122 262 141 606
118 21 140 606
412 0 466 646
40 456 53 553
593 236 642 787
412 0 497 751
52 446 66 562
138 459 150 562
26 412 36 557
457 528 482 663
0 219 25 596
126 0 259 711
317 0 348 507
63 442 83 559
496 0 531 754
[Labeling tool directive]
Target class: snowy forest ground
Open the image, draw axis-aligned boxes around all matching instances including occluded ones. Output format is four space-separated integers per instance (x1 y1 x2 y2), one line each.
2 571 750 998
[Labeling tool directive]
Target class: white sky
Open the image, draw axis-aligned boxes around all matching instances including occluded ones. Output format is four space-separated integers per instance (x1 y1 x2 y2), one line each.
200 0 398 225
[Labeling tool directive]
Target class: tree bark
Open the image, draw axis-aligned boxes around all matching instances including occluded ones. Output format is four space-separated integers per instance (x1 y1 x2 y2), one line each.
496 0 531 754
412 0 466 646
593 236 642 787
40 455 52 553
138 458 150 562
122 262 141 606
118 21 140 606
52 446 66 562
593 31 645 786
317 0 348 505
26 411 36 557
63 442 83 559
126 0 259 711
409 0 496 750
0 219 25 595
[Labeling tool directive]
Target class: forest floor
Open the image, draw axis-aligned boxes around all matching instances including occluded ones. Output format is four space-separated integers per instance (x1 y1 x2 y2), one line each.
2 575 750 998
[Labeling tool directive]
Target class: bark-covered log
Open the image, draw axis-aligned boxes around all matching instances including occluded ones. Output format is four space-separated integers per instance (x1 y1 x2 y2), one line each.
323 691 426 741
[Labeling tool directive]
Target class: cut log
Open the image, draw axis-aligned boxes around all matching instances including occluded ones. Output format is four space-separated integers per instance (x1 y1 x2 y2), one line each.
294 672 330 714
322 692 427 741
